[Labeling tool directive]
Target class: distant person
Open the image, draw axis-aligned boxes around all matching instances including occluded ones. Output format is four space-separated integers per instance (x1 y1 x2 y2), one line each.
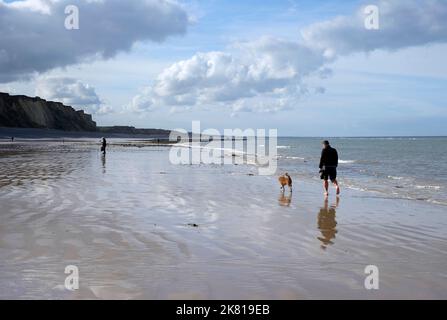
319 140 340 196
101 137 107 154
11 137 14 142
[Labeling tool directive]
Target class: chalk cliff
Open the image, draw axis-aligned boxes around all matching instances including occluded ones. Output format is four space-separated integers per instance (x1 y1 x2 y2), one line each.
0 92 97 131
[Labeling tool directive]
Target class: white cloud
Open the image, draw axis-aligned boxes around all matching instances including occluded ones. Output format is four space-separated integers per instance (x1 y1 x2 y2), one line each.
301 0 447 55
126 86 155 113
129 0 447 115
36 77 111 114
0 0 189 83
4 0 51 14
127 37 330 113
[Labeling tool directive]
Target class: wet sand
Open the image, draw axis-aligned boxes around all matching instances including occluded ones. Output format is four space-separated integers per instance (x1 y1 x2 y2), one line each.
0 141 446 299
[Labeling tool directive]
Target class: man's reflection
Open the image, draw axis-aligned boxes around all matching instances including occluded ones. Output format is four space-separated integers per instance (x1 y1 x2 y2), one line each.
317 197 339 249
101 153 106 174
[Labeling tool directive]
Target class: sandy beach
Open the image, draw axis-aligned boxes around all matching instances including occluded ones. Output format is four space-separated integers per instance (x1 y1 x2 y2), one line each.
0 140 446 299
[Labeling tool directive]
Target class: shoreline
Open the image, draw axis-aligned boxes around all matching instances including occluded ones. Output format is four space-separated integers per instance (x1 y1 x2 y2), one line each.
0 127 171 140
3 127 446 140
1 139 447 208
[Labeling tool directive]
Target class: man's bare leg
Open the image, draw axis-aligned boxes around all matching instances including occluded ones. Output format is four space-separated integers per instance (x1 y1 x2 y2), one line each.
323 180 329 196
333 180 341 195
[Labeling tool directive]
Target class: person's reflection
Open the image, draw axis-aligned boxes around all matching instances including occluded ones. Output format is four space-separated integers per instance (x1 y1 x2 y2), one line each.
101 153 106 174
279 191 292 207
317 197 339 249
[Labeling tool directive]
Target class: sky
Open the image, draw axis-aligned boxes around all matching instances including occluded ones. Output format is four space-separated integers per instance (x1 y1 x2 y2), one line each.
0 0 446 136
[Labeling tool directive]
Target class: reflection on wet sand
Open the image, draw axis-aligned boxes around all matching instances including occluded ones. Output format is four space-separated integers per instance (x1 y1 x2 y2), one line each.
278 191 292 207
0 144 84 188
317 197 339 249
101 153 106 174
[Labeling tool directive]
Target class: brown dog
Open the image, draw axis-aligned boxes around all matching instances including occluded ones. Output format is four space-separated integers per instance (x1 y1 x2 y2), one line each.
278 173 292 192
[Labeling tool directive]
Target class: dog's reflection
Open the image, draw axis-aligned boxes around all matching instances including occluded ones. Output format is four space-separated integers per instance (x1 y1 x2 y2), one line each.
279 191 293 207
317 197 339 249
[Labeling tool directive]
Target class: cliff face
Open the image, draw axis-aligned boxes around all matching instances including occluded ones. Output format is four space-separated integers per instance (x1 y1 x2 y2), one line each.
0 92 97 131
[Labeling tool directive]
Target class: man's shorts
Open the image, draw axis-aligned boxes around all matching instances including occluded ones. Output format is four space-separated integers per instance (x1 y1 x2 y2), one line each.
321 167 337 182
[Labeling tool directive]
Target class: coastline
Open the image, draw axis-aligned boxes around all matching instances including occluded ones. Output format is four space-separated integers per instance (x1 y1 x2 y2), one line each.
0 127 171 140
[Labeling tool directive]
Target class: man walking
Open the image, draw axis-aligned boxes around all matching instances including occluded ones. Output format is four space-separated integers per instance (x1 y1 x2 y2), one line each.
319 140 340 197
101 137 107 155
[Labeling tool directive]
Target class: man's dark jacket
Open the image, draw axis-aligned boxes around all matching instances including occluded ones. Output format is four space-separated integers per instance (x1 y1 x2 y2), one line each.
319 146 338 169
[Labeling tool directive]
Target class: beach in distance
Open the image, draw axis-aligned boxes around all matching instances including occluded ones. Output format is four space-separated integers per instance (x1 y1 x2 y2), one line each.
0 136 446 299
